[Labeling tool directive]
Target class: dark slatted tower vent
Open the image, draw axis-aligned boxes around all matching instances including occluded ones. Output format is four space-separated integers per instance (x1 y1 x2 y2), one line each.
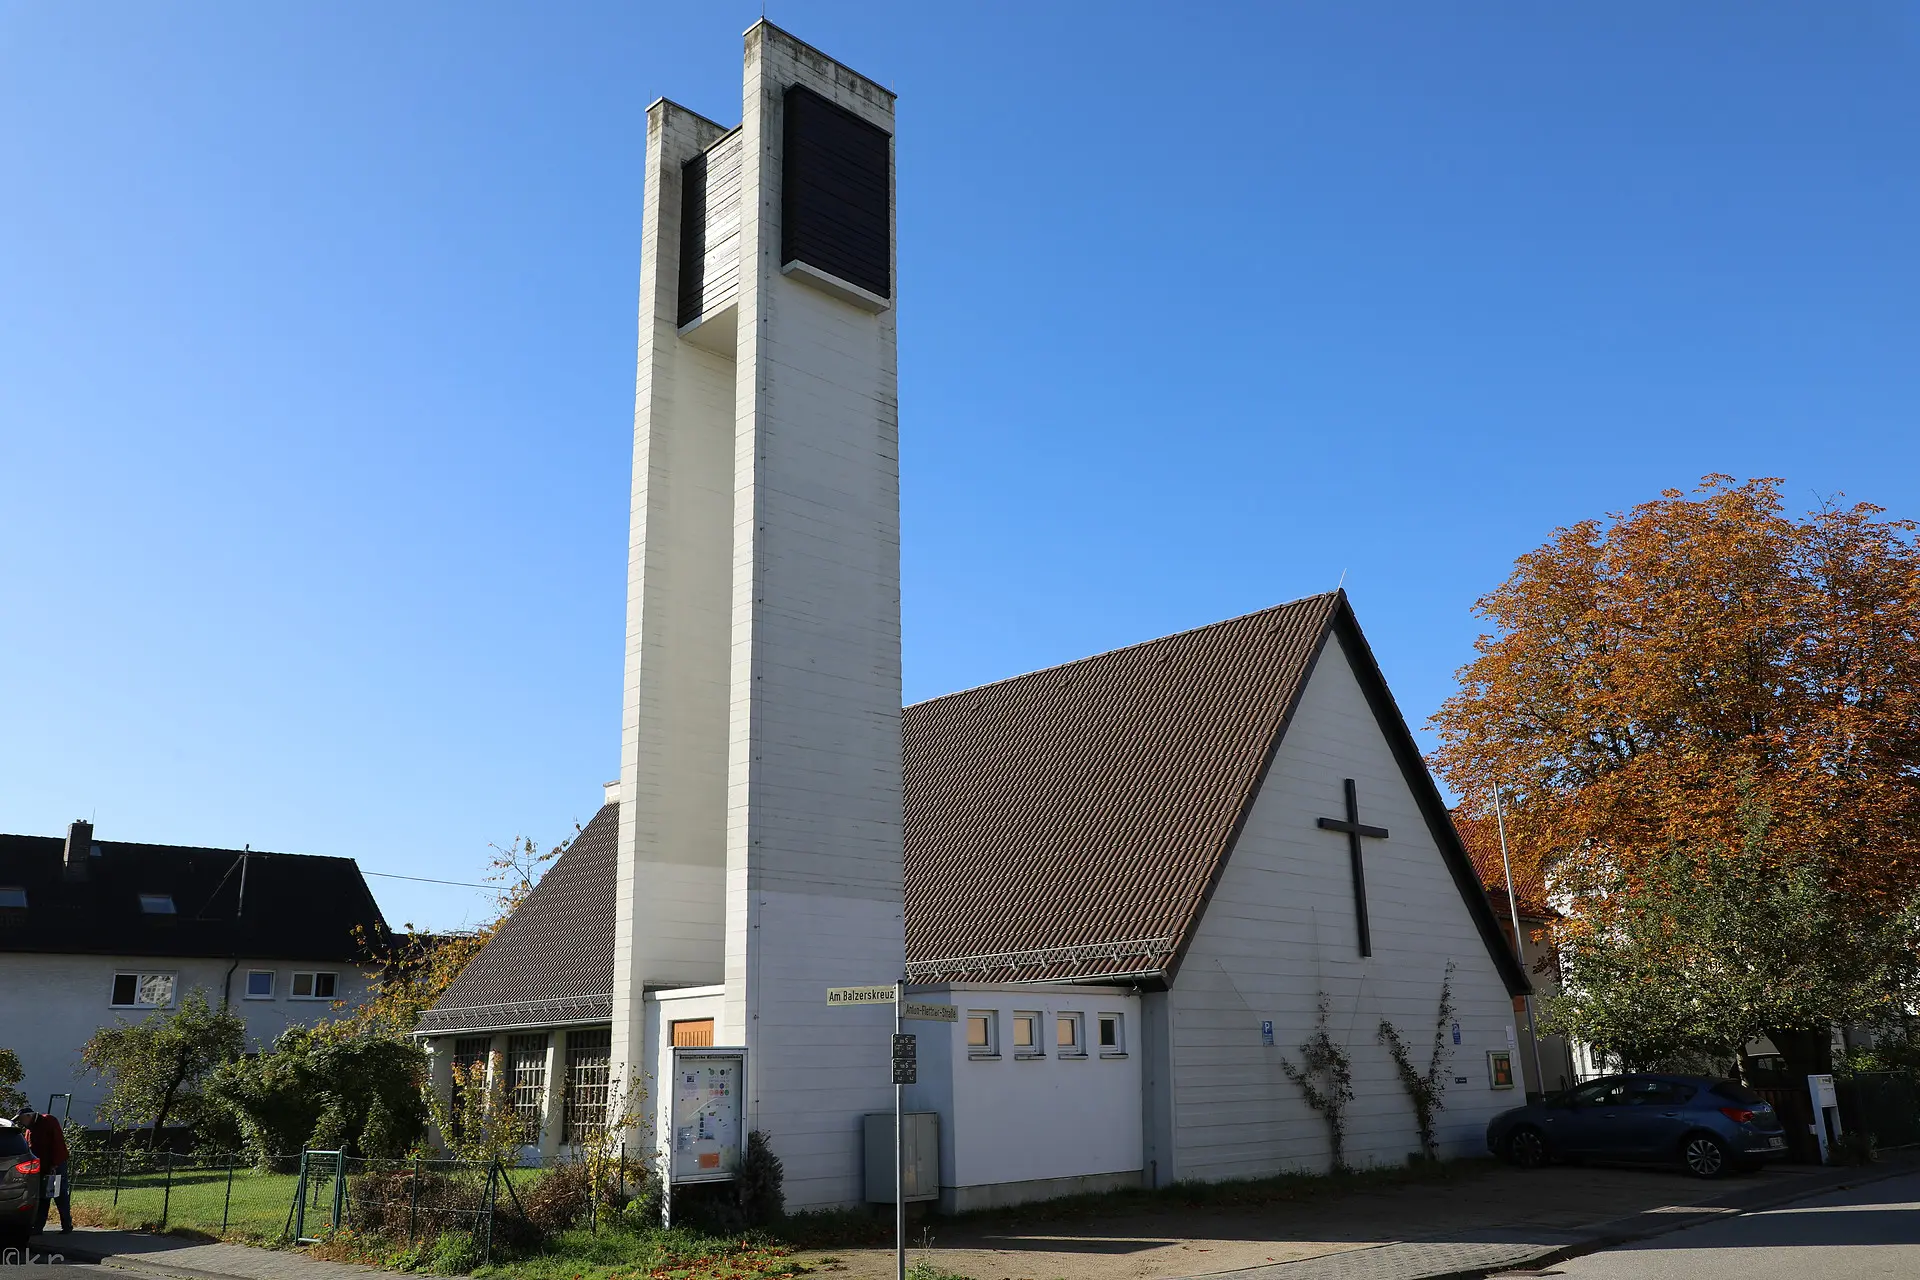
781 85 891 301
678 150 711 328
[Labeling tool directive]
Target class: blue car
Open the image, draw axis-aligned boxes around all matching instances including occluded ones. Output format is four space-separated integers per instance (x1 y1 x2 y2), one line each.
1486 1073 1789 1178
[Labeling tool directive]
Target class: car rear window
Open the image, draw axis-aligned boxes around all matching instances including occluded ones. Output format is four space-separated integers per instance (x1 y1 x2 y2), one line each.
0 1129 27 1158
1713 1080 1766 1104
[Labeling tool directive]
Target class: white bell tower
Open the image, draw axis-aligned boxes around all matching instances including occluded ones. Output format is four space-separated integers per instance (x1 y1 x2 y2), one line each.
611 22 902 1209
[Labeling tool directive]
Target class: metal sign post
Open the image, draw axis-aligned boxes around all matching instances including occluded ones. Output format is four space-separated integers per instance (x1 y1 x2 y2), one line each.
829 981 956 1280
894 981 905 1280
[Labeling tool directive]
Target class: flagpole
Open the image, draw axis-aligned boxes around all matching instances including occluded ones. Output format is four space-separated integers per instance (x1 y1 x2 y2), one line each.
1493 786 1549 1098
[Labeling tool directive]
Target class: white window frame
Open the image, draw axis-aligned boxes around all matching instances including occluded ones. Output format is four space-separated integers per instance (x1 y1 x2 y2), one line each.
1098 1012 1127 1057
1056 1011 1086 1058
1012 1010 1044 1059
110 971 177 1009
244 970 275 1000
290 971 339 1001
966 1010 999 1059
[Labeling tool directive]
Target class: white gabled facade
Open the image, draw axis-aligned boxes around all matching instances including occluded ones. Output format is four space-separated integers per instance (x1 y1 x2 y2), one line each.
1150 629 1522 1182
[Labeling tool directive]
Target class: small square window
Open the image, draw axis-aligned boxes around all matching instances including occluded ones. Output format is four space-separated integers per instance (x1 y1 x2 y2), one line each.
245 971 274 999
112 972 175 1008
1057 1012 1085 1056
1099 1013 1126 1056
966 1011 998 1058
0 887 26 909
291 971 338 1000
139 894 176 914
1013 1012 1043 1057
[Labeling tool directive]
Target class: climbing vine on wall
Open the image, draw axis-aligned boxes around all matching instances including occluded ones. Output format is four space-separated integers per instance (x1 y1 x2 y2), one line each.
1279 993 1355 1172
1378 960 1458 1161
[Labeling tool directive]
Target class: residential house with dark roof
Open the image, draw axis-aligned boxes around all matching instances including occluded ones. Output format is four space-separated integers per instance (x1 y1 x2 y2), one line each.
0 823 386 1125
422 593 1533 1206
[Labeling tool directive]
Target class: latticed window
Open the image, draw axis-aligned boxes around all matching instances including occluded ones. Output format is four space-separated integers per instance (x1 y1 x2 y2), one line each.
449 1036 491 1140
561 1026 613 1143
507 1033 550 1136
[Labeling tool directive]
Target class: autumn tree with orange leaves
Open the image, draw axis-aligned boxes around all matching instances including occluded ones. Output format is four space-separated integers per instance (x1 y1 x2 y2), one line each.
1430 476 1920 1075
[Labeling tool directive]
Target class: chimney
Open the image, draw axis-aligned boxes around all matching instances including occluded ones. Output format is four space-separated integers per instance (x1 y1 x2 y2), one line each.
602 780 620 807
64 820 93 882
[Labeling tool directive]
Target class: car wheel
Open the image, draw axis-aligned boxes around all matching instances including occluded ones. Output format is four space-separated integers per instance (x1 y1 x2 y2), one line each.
1681 1133 1731 1178
1505 1125 1551 1169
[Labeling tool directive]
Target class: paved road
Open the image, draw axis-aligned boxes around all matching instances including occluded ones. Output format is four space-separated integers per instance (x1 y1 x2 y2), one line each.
1543 1168 1920 1279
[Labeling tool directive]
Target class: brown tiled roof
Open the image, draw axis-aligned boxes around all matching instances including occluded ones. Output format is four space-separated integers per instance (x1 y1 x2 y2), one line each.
415 803 618 1035
424 591 1530 1034
903 594 1341 983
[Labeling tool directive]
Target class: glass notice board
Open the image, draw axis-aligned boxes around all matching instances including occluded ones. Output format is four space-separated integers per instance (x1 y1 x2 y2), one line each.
669 1048 746 1184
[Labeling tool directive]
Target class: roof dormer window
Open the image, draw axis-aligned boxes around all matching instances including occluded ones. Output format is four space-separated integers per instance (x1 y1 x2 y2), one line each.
139 893 176 914
0 887 25 909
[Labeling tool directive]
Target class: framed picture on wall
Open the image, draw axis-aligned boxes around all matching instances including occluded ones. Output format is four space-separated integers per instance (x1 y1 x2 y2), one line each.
1488 1049 1515 1090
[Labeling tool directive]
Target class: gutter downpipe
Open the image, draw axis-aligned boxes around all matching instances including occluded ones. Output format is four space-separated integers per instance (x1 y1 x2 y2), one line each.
1494 786 1549 1099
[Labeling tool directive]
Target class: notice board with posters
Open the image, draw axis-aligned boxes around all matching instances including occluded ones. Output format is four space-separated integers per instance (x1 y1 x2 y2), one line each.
670 1048 746 1184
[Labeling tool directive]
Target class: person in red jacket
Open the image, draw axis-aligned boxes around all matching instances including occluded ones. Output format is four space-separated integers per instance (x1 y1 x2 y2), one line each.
13 1110 68 1234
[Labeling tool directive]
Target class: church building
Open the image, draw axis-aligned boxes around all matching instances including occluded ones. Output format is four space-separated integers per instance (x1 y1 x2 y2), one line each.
416 23 1530 1213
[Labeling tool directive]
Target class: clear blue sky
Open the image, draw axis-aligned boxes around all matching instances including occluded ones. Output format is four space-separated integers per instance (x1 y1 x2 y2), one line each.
3 3 1916 930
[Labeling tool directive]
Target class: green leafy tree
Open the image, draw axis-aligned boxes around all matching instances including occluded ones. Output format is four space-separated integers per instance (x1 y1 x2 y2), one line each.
0 1050 27 1114
205 1027 427 1167
78 990 246 1145
1541 802 1920 1078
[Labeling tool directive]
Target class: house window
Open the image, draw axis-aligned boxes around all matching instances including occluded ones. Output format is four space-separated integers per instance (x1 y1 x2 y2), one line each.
0 887 26 909
290 972 338 1000
244 971 274 999
111 972 176 1008
1056 1012 1085 1057
966 1011 998 1059
1099 1013 1126 1056
1013 1011 1043 1058
449 1036 492 1140
562 1027 613 1143
670 1018 715 1047
138 893 176 914
507 1033 550 1135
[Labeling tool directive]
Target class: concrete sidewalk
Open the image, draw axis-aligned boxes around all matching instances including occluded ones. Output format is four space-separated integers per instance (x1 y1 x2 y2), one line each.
31 1228 380 1280
1194 1153 1920 1280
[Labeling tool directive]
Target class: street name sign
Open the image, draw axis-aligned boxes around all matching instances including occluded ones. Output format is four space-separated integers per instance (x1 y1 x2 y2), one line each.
826 985 896 1006
901 1002 958 1023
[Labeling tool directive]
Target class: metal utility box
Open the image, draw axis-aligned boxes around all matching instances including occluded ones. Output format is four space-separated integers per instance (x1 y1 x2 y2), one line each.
863 1111 940 1202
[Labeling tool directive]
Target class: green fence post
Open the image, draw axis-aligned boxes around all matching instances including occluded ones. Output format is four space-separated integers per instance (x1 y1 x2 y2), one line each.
481 1159 498 1265
294 1151 309 1243
407 1156 421 1242
223 1156 235 1234
331 1152 346 1235
160 1152 173 1229
112 1150 122 1207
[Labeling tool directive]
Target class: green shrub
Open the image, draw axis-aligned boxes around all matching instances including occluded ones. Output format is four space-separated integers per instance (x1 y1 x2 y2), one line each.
737 1131 785 1226
206 1029 426 1166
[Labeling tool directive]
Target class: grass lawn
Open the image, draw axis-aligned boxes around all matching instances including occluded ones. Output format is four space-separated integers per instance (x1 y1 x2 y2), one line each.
72 1166 301 1242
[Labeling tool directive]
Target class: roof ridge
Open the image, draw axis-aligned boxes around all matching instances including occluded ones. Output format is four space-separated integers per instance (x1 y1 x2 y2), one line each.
906 591 1342 710
0 834 356 863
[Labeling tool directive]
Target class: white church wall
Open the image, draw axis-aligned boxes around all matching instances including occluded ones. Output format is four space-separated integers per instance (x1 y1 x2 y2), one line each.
903 986 1142 1213
612 96 739 1091
721 23 904 1211
1167 631 1521 1181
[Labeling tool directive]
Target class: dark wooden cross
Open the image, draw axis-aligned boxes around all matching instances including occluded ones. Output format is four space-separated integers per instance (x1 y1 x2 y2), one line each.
1316 778 1389 957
